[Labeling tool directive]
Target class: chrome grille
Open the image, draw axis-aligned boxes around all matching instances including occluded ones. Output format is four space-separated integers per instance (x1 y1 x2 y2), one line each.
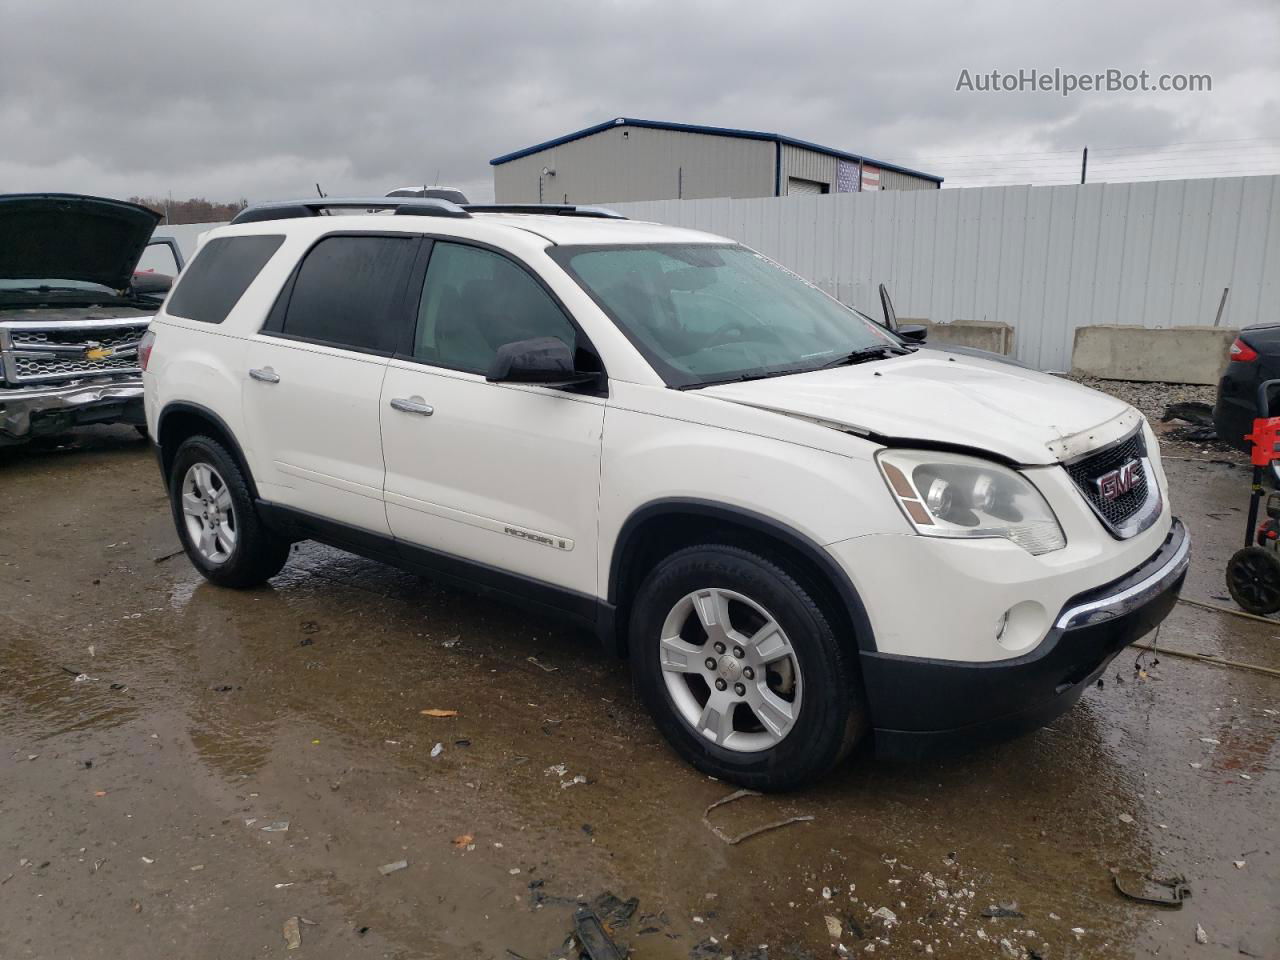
13 353 140 379
10 329 142 349
1065 430 1160 538
1 318 150 385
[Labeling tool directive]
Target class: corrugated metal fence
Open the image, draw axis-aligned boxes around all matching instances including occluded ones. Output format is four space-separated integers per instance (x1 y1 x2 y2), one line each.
610 176 1280 371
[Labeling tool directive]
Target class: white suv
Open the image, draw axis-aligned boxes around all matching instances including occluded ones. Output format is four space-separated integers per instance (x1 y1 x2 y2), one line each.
142 197 1189 789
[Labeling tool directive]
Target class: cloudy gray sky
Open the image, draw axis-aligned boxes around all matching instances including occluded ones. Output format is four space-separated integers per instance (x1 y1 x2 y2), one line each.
2 0 1277 204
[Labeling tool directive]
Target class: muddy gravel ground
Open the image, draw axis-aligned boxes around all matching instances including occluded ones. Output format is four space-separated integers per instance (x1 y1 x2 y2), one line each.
1 422 1277 960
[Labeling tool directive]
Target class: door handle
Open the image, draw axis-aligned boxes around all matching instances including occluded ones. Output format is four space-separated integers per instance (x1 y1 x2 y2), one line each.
389 396 433 416
249 367 280 384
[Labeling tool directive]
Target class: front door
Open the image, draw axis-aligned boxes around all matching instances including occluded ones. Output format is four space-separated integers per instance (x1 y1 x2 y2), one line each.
380 240 605 597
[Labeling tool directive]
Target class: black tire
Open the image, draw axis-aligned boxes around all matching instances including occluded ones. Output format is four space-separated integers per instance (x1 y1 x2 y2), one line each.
629 544 866 791
1226 546 1280 616
167 435 290 588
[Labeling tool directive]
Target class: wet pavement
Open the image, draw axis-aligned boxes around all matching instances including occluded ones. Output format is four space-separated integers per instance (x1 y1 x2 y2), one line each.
1 426 1277 960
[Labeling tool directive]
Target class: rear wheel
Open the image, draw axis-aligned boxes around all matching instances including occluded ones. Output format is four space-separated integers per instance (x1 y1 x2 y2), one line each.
168 435 290 587
1226 546 1280 616
630 544 866 790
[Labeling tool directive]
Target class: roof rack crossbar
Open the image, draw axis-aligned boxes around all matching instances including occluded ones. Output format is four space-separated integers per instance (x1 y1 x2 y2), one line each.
462 204 627 220
230 197 471 225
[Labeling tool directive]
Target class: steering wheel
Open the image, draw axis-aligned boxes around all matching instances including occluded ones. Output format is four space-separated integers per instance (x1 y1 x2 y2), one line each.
702 322 748 348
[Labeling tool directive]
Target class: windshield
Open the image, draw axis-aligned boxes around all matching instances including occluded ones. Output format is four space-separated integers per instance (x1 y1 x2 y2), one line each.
551 243 897 387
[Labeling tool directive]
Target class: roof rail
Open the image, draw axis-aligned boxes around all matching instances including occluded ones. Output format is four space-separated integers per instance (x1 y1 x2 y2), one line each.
230 197 471 225
462 204 627 220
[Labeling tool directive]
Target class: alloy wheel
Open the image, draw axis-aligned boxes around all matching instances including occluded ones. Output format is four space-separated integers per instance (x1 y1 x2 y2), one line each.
658 587 803 752
181 462 237 564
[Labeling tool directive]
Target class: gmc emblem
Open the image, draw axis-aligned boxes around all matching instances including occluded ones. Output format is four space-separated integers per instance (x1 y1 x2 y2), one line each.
1095 459 1141 502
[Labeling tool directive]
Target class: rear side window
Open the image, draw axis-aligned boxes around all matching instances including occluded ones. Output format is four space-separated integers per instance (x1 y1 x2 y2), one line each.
279 235 418 354
166 235 284 324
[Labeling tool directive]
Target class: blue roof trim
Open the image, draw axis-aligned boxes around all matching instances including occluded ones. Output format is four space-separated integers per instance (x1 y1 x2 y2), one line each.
489 117 943 185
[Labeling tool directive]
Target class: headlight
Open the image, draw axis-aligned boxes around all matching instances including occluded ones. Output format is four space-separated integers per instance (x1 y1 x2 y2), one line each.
877 450 1066 555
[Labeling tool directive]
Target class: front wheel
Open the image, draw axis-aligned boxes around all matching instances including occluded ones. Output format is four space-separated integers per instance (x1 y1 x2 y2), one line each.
168 435 290 588
629 544 866 790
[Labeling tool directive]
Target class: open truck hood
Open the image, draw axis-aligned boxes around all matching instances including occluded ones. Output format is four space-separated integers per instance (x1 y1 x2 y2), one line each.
698 350 1139 465
0 194 161 291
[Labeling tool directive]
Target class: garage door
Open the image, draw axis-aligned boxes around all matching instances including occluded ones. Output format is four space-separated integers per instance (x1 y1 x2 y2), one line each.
787 177 827 196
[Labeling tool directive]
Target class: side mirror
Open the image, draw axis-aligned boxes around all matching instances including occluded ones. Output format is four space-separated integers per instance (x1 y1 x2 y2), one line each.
486 336 599 388
132 271 173 296
897 323 928 344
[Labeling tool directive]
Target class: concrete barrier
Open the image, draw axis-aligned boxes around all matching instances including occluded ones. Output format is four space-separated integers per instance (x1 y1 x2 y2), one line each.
1071 325 1237 385
919 319 1015 356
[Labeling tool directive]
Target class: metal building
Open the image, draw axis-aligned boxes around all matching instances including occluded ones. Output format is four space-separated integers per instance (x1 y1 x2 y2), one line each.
490 117 942 204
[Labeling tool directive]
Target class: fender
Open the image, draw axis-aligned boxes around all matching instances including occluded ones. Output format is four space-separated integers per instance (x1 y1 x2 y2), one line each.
608 497 878 653
156 400 260 499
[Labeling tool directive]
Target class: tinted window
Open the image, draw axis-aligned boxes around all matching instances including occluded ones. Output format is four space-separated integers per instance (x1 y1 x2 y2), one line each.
413 242 576 373
280 235 418 353
167 234 284 324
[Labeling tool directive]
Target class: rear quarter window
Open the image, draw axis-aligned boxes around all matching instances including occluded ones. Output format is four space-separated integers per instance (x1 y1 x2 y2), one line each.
166 234 285 324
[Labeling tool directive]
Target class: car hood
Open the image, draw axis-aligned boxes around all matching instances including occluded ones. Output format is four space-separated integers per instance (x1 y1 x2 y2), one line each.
698 350 1138 465
0 194 161 291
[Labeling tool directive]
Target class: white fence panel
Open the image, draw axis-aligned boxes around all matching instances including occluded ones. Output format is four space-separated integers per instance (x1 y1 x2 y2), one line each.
610 176 1280 371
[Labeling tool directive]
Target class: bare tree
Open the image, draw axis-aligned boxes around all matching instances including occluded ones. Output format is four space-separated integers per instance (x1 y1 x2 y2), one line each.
129 196 248 225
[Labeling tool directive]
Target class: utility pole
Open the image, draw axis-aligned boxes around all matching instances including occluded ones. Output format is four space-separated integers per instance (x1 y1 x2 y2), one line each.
1080 146 1088 184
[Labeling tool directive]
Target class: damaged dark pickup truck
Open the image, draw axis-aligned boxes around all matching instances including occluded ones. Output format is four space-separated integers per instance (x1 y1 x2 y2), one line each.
0 193 183 445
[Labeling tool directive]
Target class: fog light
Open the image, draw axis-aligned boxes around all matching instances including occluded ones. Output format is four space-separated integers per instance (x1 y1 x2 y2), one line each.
995 601 1048 653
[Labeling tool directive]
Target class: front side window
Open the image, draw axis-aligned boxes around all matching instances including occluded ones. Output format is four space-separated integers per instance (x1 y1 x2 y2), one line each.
167 234 284 324
551 243 895 387
413 242 576 374
279 235 417 353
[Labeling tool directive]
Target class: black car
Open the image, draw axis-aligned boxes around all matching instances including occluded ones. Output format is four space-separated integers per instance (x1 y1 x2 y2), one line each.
1213 324 1280 451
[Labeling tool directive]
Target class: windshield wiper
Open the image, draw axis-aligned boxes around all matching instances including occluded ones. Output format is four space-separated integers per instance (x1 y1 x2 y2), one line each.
815 343 913 369
681 367 811 389
681 343 915 390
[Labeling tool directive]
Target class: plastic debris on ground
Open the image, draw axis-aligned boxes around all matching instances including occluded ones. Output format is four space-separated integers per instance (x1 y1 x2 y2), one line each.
378 859 408 876
282 916 301 950
872 906 898 924
1112 872 1192 908
981 903 1025 919
573 906 625 960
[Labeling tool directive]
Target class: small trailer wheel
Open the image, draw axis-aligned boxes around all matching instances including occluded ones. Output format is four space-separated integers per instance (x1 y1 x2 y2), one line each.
1226 546 1280 616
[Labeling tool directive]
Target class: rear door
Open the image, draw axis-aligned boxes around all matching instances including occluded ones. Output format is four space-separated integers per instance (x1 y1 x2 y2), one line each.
240 232 420 535
379 239 606 599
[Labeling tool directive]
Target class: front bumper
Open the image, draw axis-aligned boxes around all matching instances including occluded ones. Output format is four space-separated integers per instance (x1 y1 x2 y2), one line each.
862 518 1189 759
0 378 145 444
